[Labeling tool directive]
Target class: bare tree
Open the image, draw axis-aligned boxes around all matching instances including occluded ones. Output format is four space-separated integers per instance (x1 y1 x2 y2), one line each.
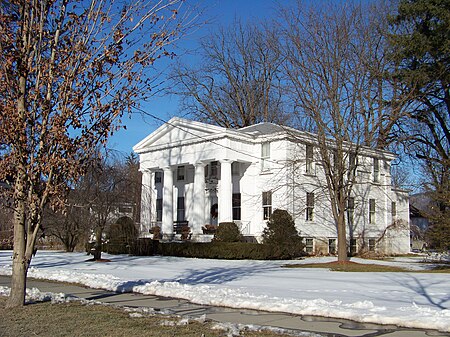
43 200 91 253
279 1 409 261
0 0 198 307
171 19 288 128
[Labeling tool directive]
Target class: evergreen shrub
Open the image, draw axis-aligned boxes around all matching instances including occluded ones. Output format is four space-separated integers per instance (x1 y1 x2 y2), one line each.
213 222 242 242
262 209 304 257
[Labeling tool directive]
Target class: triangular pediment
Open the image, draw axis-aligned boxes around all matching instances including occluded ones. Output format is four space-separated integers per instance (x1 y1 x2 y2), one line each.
133 117 227 153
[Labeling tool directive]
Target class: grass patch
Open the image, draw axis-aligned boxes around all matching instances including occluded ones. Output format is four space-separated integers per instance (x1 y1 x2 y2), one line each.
282 261 450 273
0 297 293 337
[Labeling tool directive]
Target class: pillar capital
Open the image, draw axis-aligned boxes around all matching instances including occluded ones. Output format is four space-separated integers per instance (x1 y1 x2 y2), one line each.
194 161 207 168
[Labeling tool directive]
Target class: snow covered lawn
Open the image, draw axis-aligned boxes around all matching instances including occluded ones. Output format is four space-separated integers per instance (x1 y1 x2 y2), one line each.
0 251 449 332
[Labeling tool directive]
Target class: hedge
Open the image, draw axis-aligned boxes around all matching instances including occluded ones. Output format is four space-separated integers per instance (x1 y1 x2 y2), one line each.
117 239 305 260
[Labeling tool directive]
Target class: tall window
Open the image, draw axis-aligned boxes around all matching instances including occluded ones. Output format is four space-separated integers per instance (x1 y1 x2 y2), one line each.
262 191 272 220
231 162 240 176
347 197 355 226
306 144 313 174
349 239 357 254
177 196 185 221
349 153 357 180
210 161 218 178
391 201 397 218
156 198 163 222
369 199 376 224
368 238 376 252
305 238 314 254
232 193 241 220
155 171 162 184
261 142 270 171
349 153 356 169
177 165 185 181
373 158 379 182
329 238 336 254
306 192 314 221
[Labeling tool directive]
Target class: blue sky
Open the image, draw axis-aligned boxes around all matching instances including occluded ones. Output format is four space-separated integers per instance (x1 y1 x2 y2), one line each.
107 0 293 155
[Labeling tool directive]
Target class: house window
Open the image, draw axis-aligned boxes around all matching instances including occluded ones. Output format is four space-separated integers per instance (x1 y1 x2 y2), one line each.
232 162 240 176
305 238 314 254
155 171 162 184
232 193 241 220
262 191 272 220
118 206 132 213
306 192 314 221
347 197 355 226
373 158 379 183
369 199 375 224
177 196 185 221
177 166 185 181
392 201 397 218
156 198 163 222
349 153 356 169
210 161 218 178
349 238 357 254
306 144 313 174
368 238 376 252
329 238 336 255
261 142 270 171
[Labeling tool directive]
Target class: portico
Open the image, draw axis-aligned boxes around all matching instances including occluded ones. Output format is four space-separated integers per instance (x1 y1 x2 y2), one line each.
139 159 240 240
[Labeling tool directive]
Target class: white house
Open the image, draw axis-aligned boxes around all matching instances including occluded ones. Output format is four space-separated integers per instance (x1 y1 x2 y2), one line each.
133 117 410 255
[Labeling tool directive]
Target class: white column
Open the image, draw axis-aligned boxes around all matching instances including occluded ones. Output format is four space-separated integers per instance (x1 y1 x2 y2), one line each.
193 162 206 234
139 169 152 237
218 159 233 223
162 166 174 238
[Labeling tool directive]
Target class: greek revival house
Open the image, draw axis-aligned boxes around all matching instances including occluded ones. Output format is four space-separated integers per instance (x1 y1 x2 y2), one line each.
133 117 410 255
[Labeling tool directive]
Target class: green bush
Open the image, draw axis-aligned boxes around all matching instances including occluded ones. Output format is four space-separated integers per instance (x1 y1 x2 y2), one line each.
213 222 242 242
107 239 303 259
157 241 301 260
262 209 304 257
132 238 158 256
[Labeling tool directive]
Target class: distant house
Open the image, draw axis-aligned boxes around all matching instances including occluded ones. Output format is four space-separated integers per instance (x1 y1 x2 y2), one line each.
133 118 410 255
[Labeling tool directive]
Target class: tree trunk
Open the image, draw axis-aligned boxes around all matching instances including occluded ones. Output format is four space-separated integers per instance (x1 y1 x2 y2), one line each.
93 227 103 260
6 200 28 308
337 211 348 262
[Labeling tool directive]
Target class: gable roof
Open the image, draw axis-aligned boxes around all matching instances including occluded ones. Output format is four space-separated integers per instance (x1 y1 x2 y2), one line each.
133 117 250 154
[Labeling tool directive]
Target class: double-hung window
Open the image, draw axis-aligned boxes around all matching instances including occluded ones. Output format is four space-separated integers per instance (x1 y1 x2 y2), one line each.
306 192 314 221
306 144 313 174
156 198 163 222
329 239 337 254
177 166 185 181
261 142 270 171
347 197 355 226
154 171 162 184
177 196 185 221
305 238 314 254
373 158 379 183
262 191 272 220
232 193 241 220
369 199 376 224
369 238 376 252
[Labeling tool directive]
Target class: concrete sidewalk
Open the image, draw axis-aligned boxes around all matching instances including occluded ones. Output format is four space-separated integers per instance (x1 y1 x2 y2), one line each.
0 276 448 337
